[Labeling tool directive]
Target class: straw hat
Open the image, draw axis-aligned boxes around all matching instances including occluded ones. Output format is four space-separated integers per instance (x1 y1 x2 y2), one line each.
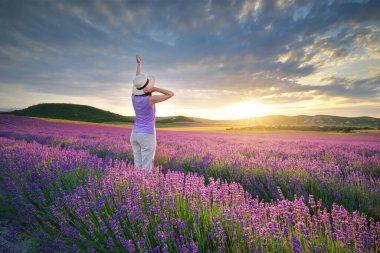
132 74 155 95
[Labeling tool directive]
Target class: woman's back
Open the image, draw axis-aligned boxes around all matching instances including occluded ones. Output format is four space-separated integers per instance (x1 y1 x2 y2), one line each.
132 95 155 134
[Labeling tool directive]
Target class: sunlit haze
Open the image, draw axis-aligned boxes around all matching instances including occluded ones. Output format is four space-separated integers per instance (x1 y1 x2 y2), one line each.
0 1 379 119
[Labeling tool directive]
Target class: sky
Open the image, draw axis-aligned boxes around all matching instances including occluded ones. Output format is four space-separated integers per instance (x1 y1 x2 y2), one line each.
0 0 379 120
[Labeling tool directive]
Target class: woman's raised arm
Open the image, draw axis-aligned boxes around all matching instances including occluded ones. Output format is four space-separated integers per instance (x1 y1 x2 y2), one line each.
143 86 174 106
136 54 142 76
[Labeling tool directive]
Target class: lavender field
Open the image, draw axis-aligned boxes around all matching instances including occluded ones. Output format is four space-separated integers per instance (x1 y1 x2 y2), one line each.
0 115 379 252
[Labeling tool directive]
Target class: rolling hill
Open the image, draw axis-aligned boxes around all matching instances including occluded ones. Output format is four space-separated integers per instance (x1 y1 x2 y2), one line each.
1 103 134 123
2 103 380 128
233 115 380 128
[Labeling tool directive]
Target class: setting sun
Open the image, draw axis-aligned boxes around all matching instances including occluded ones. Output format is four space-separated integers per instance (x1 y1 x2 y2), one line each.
224 101 271 119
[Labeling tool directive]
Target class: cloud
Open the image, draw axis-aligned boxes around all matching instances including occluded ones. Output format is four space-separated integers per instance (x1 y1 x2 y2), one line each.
0 0 379 117
317 74 380 98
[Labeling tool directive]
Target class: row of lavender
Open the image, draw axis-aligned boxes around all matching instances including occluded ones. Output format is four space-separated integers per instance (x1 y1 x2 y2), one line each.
0 137 379 252
1 115 379 219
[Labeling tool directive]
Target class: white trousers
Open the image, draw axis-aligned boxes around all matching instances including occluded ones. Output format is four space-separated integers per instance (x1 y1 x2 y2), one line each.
130 131 156 171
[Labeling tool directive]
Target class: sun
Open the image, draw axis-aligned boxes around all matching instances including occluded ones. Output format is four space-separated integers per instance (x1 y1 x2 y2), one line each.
224 100 271 119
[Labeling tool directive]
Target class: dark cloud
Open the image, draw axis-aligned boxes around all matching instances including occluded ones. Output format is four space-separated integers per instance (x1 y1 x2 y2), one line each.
317 75 380 98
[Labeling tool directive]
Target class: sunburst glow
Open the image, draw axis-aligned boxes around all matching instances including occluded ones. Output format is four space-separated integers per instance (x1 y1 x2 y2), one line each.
224 101 271 119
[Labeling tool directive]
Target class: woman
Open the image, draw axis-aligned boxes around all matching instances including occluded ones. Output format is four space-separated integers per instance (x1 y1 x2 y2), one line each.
130 54 174 173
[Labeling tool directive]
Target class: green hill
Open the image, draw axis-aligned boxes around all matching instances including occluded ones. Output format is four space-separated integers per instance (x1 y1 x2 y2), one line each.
233 115 380 128
156 116 198 123
2 103 380 128
2 103 134 123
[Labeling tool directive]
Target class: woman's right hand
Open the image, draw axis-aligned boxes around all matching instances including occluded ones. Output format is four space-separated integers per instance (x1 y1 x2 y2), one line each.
136 54 142 64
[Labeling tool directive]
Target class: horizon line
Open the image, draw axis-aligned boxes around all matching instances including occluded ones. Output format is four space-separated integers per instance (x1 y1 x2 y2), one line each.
1 102 380 121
